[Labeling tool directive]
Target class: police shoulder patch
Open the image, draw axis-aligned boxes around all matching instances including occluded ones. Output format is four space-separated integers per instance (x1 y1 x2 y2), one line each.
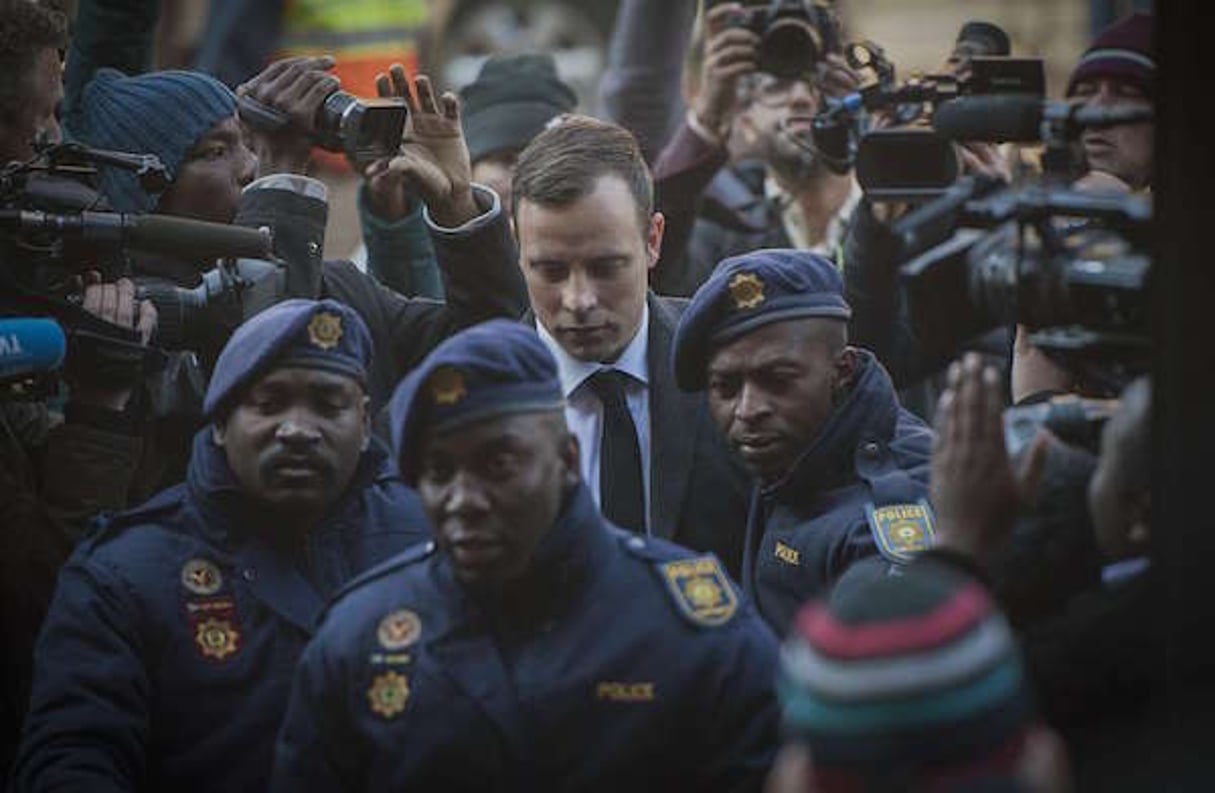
658 555 739 628
866 499 936 564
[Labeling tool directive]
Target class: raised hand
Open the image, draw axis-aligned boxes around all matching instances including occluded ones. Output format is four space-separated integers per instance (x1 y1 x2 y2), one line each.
367 72 478 227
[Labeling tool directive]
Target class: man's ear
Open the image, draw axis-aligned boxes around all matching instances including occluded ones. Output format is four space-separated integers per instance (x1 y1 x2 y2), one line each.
211 422 227 447
645 211 665 272
834 346 859 398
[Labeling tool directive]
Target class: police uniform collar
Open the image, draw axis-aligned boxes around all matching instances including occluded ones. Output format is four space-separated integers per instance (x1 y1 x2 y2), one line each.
762 351 898 501
457 484 612 620
186 427 394 545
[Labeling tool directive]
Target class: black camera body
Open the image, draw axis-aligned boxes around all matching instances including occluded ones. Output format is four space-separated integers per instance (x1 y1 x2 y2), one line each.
896 178 1153 394
734 0 841 78
238 91 408 164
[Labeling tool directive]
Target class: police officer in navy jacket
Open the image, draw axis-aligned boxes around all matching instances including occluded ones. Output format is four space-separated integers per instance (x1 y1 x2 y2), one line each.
271 319 780 792
673 250 935 636
13 299 430 793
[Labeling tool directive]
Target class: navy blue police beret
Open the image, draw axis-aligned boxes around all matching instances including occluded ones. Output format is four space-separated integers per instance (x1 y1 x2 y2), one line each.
388 319 566 484
203 299 373 420
672 249 852 391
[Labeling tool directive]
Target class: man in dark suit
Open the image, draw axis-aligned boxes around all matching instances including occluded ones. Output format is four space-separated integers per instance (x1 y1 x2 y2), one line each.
496 115 751 575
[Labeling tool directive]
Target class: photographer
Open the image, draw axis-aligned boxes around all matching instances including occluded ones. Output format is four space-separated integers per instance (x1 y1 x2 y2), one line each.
54 0 526 490
650 1 862 297
1012 11 1153 403
840 21 1017 420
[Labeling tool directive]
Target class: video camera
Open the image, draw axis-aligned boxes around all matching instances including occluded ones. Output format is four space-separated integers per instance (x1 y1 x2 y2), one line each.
1 141 285 398
805 41 1046 201
239 89 408 165
890 99 1155 395
729 0 842 78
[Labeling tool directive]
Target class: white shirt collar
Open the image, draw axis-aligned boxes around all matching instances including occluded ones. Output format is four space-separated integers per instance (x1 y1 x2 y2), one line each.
536 304 650 398
763 175 862 256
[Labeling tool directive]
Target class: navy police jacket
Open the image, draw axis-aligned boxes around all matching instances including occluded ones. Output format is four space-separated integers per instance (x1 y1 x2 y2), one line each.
272 485 780 792
13 430 429 793
743 350 934 636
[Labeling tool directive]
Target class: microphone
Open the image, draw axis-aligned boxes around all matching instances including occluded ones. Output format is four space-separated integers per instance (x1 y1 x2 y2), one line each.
932 95 1154 142
0 317 67 381
0 210 274 261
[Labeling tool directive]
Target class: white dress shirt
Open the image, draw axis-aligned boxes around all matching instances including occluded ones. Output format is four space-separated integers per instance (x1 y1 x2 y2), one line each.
536 305 652 532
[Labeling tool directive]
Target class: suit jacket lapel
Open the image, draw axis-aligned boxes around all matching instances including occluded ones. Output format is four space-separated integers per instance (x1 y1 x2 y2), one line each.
646 295 699 540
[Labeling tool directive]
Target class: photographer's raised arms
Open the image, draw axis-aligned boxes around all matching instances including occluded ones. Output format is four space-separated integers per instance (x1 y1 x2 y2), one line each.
2 2 1160 790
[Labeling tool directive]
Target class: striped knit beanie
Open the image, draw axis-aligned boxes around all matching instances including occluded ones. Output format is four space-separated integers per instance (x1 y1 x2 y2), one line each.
71 68 237 213
777 558 1036 792
1066 12 1154 99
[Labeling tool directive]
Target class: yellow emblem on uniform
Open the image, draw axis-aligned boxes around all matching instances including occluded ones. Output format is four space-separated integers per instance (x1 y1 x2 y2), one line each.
181 558 223 596
659 556 738 627
368 670 410 718
195 617 240 661
377 609 422 651
428 366 466 406
867 500 937 564
596 681 655 702
774 541 801 566
307 312 343 350
728 272 765 310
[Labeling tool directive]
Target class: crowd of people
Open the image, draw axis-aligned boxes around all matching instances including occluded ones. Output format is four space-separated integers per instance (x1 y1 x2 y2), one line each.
0 0 1162 790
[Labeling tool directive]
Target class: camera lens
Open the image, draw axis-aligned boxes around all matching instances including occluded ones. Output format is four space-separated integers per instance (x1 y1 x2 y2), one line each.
314 90 358 153
758 18 822 78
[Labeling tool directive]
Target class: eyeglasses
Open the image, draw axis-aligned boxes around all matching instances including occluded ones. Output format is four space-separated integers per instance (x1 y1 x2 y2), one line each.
749 76 819 108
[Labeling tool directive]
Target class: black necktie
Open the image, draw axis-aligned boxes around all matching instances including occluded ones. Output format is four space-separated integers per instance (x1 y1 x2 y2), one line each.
585 369 645 533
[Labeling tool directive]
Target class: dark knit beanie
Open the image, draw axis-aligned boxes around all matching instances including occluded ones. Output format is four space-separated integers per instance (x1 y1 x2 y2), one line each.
1067 12 1154 98
778 557 1037 791
458 53 577 164
72 68 237 213
955 21 1011 57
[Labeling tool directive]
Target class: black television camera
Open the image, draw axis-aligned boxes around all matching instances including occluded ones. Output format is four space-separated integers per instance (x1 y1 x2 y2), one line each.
239 89 408 164
806 41 1046 201
891 95 1155 395
730 0 841 78
1 141 282 397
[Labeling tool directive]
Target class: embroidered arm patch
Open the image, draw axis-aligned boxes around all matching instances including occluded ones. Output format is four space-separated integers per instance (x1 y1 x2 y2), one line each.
658 556 739 627
866 499 937 564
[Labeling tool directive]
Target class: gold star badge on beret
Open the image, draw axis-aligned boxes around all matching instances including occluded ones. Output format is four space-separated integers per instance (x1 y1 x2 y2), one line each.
728 272 765 310
428 366 466 406
307 312 343 350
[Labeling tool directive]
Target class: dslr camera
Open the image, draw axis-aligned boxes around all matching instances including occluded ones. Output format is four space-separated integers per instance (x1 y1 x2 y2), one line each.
239 89 408 164
731 0 841 78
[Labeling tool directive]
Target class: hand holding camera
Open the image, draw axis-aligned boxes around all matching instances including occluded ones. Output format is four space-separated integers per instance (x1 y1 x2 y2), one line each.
692 3 760 144
237 55 409 174
369 74 478 228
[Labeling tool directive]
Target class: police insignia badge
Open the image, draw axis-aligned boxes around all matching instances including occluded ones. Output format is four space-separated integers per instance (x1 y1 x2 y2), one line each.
728 272 765 309
659 556 738 627
307 311 343 350
377 609 421 650
181 558 223 596
428 366 466 406
194 616 241 661
867 500 937 564
368 670 410 718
